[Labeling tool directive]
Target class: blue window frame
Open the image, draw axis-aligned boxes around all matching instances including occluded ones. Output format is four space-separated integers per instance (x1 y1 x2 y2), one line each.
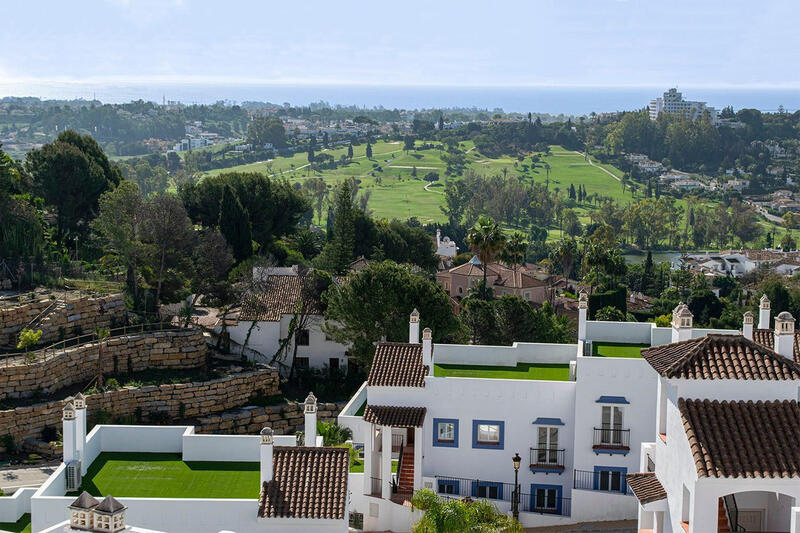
530 484 562 514
471 480 503 500
472 420 505 449
593 466 627 493
437 479 460 495
433 418 459 448
595 395 629 404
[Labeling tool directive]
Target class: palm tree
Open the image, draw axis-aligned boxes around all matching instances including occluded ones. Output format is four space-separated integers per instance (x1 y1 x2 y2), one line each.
550 237 578 282
467 216 506 298
501 232 528 272
544 162 551 189
410 489 522 533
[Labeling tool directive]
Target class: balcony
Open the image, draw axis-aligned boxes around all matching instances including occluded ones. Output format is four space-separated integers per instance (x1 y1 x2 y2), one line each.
529 447 566 473
592 427 630 454
573 469 628 494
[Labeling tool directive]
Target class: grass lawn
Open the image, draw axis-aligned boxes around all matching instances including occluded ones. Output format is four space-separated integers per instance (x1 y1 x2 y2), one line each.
72 452 260 499
591 342 647 358
350 459 397 473
433 363 571 381
0 513 31 533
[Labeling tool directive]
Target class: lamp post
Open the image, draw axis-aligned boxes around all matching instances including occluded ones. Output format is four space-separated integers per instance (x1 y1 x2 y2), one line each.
512 452 521 520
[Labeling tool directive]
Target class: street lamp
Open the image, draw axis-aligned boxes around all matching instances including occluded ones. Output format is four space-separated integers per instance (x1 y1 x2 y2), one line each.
512 452 521 520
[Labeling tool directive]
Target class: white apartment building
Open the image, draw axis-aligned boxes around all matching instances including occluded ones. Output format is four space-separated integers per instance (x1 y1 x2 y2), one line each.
649 89 718 124
0 392 350 532
629 298 800 532
337 294 744 531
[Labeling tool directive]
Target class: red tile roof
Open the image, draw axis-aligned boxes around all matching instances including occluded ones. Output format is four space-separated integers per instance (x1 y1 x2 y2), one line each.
363 405 427 427
240 275 324 322
367 342 427 387
626 472 666 504
641 334 800 380
752 328 800 361
258 446 349 519
679 399 800 478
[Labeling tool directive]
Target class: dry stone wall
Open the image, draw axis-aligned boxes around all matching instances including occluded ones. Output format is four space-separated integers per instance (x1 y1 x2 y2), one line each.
0 293 126 348
0 329 208 399
0 367 279 448
196 401 347 436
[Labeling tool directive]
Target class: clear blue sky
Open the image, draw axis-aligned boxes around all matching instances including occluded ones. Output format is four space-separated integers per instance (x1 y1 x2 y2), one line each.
2 0 799 90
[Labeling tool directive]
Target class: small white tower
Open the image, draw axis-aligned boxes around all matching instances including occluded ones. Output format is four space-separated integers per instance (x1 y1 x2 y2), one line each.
759 294 771 330
742 311 754 340
409 309 420 344
304 392 318 447
260 427 274 488
68 491 99 531
63 399 77 464
74 392 87 470
577 292 588 341
422 327 433 375
92 495 127 532
774 311 795 359
671 303 693 343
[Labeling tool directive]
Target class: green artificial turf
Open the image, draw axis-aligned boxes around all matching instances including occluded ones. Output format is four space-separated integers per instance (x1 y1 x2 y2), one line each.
0 513 31 533
354 400 366 416
591 342 647 358
72 452 260 499
433 362 570 381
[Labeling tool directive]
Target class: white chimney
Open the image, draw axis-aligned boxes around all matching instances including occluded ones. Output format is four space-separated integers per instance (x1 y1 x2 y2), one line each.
436 229 442 248
758 294 771 330
304 392 318 447
409 309 420 344
73 392 86 469
774 311 795 358
422 327 433 375
577 292 588 341
62 400 76 464
742 311 754 340
671 303 693 343
260 427 274 487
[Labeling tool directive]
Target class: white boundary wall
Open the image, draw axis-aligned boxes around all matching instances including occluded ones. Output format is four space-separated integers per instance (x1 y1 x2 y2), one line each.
0 487 36 522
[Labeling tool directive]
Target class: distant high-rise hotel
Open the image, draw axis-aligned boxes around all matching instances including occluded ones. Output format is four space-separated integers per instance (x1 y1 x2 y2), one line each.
648 88 718 123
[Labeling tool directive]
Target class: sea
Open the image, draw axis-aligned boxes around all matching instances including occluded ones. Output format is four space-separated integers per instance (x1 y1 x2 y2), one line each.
1 81 799 115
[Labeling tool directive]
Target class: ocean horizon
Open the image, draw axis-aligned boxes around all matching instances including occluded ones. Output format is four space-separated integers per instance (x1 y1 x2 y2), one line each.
1 81 799 115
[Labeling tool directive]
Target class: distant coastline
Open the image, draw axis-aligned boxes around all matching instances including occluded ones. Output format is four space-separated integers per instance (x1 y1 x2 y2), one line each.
1 82 799 115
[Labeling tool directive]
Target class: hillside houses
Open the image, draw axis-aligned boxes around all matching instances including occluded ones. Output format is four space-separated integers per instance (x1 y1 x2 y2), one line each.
683 249 800 278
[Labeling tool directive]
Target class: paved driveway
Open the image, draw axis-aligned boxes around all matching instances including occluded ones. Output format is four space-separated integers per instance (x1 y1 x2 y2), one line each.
0 463 59 493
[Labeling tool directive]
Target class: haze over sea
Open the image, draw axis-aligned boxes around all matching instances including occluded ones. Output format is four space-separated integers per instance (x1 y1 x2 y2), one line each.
1 82 799 115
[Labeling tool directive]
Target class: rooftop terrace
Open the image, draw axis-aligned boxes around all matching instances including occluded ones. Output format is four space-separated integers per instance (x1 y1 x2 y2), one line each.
70 452 260 499
590 342 647 358
433 362 571 381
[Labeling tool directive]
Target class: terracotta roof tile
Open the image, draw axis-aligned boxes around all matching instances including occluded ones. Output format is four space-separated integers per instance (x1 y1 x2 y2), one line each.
367 342 427 387
752 328 800 362
363 405 427 427
679 398 800 478
258 446 349 519
641 334 800 380
240 275 324 322
626 473 666 504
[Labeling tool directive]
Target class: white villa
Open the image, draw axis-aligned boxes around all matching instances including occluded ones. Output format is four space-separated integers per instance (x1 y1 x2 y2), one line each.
336 294 800 532
220 266 348 373
0 392 350 533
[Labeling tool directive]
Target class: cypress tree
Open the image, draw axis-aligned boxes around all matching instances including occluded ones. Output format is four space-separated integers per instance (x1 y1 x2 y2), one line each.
347 144 354 160
366 143 372 159
218 184 253 261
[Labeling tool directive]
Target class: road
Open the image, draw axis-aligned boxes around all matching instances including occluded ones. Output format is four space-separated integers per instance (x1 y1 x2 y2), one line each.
573 150 621 182
0 463 59 493
745 200 783 223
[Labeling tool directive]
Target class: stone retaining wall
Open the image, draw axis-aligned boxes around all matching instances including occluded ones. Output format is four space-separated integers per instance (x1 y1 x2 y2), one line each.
0 293 126 348
0 329 208 399
0 368 279 448
196 401 347 436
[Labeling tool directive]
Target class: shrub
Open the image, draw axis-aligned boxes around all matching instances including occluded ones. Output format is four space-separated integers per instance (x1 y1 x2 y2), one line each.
1 434 17 454
41 426 59 443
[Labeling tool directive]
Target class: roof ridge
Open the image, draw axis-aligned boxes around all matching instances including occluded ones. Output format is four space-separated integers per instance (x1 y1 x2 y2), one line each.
738 334 800 373
662 336 709 377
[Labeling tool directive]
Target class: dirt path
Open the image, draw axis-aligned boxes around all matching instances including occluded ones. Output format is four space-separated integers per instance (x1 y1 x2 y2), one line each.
424 181 443 194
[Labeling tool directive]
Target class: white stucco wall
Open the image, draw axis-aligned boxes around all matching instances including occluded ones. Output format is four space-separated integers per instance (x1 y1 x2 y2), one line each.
432 342 577 366
0 487 35 523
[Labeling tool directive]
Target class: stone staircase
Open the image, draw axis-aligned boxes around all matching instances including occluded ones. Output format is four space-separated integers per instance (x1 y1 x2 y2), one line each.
392 444 415 505
718 498 731 533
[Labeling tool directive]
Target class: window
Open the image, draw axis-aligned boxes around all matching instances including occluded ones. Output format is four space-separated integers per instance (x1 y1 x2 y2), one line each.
295 357 309 369
536 427 559 464
433 418 459 448
297 328 310 346
349 512 364 529
458 286 463 294
601 405 624 445
438 479 459 495
531 484 562 514
472 420 504 449
471 481 503 500
594 466 627 493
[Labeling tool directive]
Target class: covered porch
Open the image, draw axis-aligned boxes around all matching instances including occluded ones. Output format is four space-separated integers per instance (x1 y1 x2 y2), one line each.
361 405 425 504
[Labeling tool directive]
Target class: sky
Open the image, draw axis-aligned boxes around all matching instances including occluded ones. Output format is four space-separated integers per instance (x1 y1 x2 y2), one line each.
2 0 799 92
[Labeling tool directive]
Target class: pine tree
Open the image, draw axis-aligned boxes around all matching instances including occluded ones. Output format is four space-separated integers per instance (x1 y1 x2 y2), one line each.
315 181 355 273
642 250 655 294
438 115 444 131
218 184 253 261
307 146 315 163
